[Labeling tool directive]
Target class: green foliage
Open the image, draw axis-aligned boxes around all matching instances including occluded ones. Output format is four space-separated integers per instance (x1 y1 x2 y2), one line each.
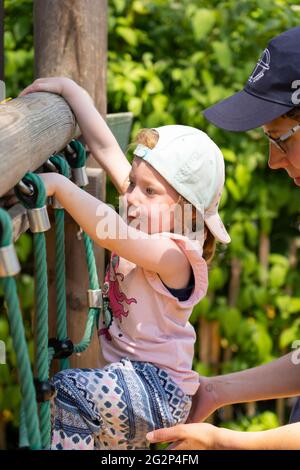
4 0 34 97
223 411 280 432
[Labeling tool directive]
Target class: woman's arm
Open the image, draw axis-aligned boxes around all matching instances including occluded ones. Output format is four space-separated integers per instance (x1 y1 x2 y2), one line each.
146 422 300 450
41 173 190 282
187 350 300 423
19 77 131 194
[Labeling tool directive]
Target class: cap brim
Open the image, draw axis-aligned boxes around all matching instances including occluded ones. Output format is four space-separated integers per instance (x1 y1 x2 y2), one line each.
203 90 293 132
205 213 231 244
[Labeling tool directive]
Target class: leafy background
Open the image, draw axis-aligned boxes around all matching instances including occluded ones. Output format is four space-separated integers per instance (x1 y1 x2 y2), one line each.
1 0 300 448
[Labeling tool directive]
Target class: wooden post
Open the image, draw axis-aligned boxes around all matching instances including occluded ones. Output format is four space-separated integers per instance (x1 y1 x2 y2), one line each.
0 0 3 82
34 0 107 369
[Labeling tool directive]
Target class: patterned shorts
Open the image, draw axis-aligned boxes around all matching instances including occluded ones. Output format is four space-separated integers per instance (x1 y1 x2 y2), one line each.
50 358 192 450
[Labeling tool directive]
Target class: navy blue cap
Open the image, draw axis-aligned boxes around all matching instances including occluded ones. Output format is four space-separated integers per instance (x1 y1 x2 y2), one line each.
204 27 300 131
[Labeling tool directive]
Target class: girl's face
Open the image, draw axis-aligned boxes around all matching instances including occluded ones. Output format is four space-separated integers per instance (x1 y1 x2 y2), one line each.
123 157 180 234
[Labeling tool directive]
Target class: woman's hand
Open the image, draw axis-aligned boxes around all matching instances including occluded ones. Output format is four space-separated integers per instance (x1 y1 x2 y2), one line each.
186 375 221 423
18 77 77 98
146 423 219 450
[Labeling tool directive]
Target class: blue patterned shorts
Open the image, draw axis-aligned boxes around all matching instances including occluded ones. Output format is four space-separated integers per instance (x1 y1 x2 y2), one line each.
50 358 192 450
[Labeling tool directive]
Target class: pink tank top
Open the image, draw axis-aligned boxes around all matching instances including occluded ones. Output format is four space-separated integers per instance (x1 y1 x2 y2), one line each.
98 232 208 395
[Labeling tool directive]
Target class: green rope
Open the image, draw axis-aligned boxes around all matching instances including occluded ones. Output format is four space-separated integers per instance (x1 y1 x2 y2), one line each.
68 140 86 168
0 208 41 450
15 173 51 449
66 142 101 352
49 155 70 370
19 403 29 448
73 232 101 353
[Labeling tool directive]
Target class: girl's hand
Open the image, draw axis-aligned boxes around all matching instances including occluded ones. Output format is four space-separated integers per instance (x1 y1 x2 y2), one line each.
146 423 219 450
18 77 77 98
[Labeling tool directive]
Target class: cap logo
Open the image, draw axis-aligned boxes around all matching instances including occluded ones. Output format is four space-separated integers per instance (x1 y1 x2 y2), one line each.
291 80 300 105
248 48 270 84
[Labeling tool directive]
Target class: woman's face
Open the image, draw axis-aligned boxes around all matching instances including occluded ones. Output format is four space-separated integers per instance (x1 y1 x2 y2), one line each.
122 157 181 234
263 116 300 186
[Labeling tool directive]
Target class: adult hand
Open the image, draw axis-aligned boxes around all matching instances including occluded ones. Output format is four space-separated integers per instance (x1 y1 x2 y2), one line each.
186 375 220 423
146 423 219 450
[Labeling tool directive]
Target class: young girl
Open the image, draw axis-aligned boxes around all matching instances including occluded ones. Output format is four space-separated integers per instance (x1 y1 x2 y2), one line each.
20 77 230 450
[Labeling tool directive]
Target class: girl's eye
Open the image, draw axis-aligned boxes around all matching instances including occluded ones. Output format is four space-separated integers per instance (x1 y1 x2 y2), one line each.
146 188 155 195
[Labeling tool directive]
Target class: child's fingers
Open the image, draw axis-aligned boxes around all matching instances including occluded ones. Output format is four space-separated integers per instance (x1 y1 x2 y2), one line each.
19 79 51 97
18 85 39 97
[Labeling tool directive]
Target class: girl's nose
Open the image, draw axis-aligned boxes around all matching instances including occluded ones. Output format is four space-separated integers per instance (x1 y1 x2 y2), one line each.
268 144 289 170
126 185 142 206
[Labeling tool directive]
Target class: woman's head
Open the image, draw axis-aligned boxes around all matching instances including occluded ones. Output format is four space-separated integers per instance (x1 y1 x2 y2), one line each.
263 108 300 184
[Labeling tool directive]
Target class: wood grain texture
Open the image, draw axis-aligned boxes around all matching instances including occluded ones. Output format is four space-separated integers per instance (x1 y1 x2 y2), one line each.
0 92 77 196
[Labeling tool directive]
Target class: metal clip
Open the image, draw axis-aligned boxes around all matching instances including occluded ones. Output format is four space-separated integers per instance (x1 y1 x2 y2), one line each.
72 167 89 187
65 143 76 156
44 159 59 173
16 180 34 196
87 289 102 308
0 244 21 277
76 226 83 240
27 206 51 233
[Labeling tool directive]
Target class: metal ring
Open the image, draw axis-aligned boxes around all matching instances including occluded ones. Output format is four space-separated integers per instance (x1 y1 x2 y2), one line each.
0 244 21 277
87 289 102 308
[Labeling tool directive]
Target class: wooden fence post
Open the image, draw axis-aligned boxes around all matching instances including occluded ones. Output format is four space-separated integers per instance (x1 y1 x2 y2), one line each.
0 0 3 82
34 0 107 368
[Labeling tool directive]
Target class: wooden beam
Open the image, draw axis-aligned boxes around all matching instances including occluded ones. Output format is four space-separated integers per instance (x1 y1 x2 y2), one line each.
0 93 77 197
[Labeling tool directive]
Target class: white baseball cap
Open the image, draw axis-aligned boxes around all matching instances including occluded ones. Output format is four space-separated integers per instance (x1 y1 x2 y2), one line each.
134 125 230 244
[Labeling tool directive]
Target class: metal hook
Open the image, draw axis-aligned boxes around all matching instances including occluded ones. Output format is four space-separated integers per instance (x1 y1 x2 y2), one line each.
44 159 58 172
16 180 34 196
65 142 77 158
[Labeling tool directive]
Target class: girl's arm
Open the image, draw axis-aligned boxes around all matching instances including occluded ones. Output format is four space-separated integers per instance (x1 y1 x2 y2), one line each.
146 422 300 450
19 77 131 194
185 350 300 423
42 173 190 283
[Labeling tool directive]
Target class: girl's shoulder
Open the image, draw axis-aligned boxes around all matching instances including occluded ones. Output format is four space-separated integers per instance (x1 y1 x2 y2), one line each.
144 232 208 306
